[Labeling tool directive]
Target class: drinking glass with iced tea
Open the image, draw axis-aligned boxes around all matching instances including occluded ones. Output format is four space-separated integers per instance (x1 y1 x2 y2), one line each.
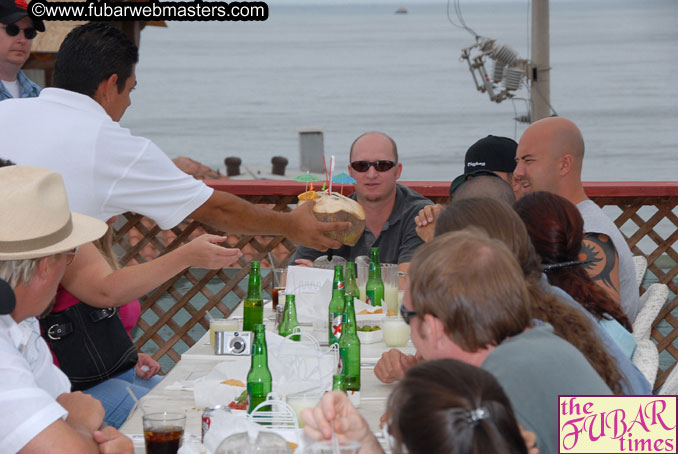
143 412 186 454
271 268 286 311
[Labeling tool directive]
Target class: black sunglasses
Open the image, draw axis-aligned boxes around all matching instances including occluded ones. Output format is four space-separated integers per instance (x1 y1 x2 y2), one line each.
1 24 37 40
400 304 418 325
350 160 396 173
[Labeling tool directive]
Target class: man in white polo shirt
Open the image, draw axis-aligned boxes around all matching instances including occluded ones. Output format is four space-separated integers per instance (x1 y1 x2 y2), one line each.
0 22 347 251
0 166 131 453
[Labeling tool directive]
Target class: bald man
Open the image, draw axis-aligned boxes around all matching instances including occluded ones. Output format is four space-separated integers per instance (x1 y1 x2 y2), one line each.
513 117 640 322
291 131 432 275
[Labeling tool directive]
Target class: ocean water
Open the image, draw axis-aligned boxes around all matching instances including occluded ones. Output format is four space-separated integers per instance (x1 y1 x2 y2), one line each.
122 0 678 181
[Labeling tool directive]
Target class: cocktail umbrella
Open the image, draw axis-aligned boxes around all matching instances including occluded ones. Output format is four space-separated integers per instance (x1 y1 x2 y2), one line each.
332 172 356 194
293 172 322 192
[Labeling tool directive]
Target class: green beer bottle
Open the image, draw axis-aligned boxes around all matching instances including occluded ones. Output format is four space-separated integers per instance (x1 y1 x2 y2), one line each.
247 324 272 414
366 258 384 308
279 294 300 341
344 262 360 299
332 373 347 392
243 261 263 332
369 247 381 268
338 295 361 393
328 265 345 346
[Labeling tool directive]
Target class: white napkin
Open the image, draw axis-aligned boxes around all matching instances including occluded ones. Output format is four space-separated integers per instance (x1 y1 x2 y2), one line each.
285 266 334 324
192 330 335 408
354 298 384 316
267 331 336 396
193 361 251 408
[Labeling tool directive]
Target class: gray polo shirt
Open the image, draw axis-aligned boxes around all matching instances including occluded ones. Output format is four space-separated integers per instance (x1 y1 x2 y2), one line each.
290 184 432 264
482 323 612 454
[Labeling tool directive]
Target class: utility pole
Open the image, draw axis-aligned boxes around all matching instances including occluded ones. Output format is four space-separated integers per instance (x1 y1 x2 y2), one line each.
530 0 551 121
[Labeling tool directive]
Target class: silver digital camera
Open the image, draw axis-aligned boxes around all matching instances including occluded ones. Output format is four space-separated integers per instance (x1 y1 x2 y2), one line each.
214 330 253 356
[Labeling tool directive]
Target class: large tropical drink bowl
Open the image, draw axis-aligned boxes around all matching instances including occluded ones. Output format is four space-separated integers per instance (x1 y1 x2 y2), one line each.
285 389 323 428
382 316 411 347
299 191 366 246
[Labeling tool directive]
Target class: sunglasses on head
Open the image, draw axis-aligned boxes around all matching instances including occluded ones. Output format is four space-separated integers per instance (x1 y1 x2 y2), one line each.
350 160 396 172
1 24 37 39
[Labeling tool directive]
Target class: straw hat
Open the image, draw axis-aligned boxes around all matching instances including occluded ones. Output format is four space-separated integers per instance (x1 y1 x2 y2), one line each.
0 166 107 260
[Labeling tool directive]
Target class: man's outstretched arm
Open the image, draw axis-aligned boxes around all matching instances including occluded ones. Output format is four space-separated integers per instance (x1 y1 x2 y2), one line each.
190 191 350 251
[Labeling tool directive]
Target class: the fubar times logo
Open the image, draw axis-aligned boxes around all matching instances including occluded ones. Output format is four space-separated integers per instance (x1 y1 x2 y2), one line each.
559 396 677 453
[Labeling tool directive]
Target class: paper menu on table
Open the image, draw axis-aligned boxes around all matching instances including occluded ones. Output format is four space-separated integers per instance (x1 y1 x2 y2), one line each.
285 266 334 324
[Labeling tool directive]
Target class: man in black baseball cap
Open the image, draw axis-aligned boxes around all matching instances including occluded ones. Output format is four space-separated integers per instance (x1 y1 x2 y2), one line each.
0 0 45 100
448 135 517 196
414 135 518 242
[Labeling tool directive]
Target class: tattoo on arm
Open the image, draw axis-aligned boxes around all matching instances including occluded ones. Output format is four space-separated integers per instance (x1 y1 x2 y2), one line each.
581 233 618 291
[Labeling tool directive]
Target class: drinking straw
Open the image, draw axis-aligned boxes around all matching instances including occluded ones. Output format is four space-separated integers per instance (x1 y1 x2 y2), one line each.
126 386 143 416
328 156 335 195
331 423 340 454
323 153 330 192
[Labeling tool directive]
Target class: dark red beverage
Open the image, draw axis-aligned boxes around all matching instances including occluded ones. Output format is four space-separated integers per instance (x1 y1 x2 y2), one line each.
271 287 284 310
144 426 183 454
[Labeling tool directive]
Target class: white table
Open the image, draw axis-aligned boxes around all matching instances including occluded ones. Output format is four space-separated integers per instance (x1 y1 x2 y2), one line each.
120 306 414 453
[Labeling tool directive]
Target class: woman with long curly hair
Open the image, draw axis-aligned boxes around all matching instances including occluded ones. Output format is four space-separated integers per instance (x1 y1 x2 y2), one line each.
514 192 630 328
514 192 635 356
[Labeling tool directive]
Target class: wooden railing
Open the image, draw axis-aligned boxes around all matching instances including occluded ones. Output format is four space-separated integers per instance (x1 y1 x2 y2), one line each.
112 181 678 391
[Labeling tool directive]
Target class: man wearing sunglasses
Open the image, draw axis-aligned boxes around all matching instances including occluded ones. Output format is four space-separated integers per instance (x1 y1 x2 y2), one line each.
0 0 44 101
291 131 432 273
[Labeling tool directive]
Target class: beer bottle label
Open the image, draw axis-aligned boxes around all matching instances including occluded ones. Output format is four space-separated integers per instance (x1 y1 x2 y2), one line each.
329 313 343 344
337 281 344 290
366 289 382 307
337 355 344 374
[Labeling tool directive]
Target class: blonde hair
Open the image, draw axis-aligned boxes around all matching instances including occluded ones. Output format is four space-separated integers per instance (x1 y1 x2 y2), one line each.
0 258 41 288
94 226 120 270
